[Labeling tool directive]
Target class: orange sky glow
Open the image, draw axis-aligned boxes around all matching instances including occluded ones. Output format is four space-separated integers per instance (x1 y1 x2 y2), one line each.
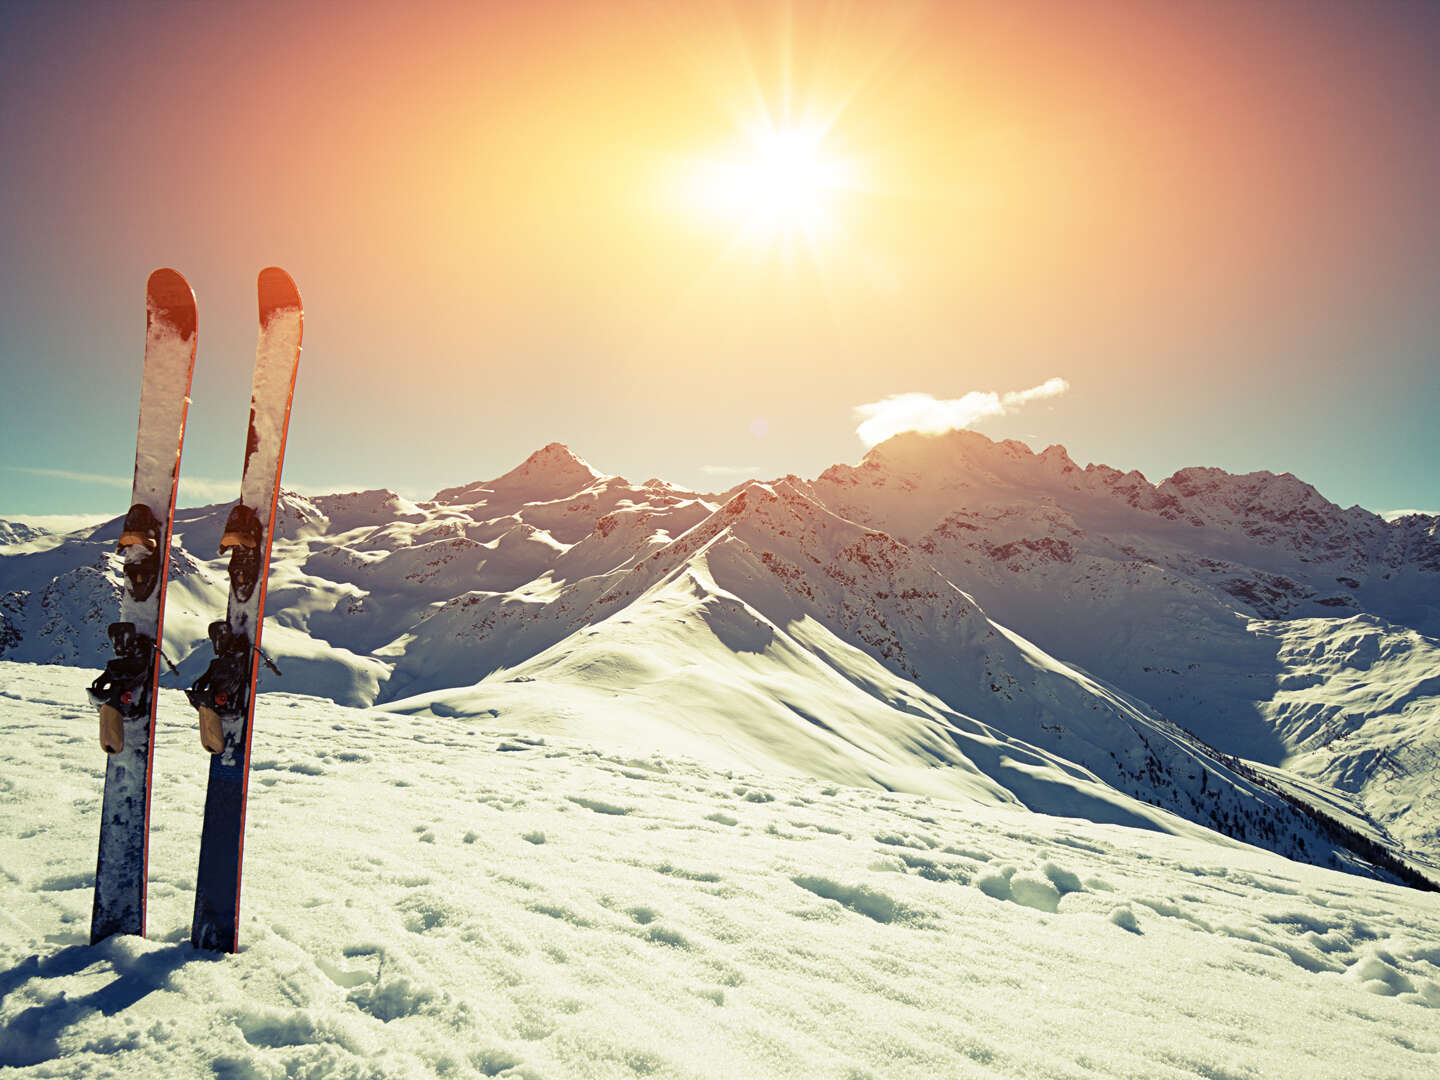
2 0 1438 513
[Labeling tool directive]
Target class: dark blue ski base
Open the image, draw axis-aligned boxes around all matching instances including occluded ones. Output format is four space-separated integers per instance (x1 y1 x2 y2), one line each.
191 762 246 952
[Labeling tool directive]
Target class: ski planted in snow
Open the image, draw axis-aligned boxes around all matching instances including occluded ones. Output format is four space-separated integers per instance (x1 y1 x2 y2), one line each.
187 267 302 953
88 268 198 944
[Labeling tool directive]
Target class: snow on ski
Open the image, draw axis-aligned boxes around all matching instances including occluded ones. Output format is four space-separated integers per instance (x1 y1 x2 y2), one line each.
88 268 197 944
188 267 302 953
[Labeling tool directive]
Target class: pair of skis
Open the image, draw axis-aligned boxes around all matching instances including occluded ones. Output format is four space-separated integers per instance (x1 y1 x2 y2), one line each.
88 267 302 953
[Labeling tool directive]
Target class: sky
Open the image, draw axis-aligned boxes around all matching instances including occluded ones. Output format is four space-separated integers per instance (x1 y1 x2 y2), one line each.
2 0 1438 519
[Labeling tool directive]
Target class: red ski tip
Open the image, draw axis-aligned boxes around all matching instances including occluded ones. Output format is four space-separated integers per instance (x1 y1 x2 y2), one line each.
146 268 197 340
257 267 301 322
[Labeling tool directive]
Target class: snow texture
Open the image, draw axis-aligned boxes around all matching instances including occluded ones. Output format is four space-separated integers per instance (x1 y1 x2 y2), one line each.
129 290 194 520
238 301 301 514
1 662 1437 1079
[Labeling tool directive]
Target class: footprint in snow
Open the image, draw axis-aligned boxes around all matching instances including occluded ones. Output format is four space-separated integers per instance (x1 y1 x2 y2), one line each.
792 874 906 925
875 831 939 851
528 902 593 927
346 971 439 1021
473 1047 524 1076
234 1005 326 1048
35 872 91 892
881 850 968 884
643 925 690 949
315 955 372 989
566 795 633 816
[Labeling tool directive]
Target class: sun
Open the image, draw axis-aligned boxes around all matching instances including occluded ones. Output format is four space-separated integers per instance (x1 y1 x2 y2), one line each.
683 120 859 251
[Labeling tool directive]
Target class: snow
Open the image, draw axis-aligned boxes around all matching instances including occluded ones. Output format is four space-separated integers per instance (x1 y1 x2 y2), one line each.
0 522 51 547
1247 615 1440 858
1 661 1437 1078
4 431 1439 886
237 301 301 513
130 283 195 516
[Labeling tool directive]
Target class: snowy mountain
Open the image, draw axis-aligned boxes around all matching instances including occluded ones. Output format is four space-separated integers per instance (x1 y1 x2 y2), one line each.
809 431 1440 866
2 435 1437 886
0 520 50 546
2 663 1436 1078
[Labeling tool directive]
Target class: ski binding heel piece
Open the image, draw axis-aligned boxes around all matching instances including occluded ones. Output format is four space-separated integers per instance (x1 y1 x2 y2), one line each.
88 621 157 753
186 620 253 753
117 503 163 602
219 503 264 603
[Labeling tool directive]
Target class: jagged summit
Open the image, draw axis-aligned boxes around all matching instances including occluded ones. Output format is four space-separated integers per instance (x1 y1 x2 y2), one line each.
858 427 1020 473
844 427 1367 528
433 442 608 506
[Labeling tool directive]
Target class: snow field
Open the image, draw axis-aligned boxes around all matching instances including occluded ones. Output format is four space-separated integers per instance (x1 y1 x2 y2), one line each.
1 662 1438 1079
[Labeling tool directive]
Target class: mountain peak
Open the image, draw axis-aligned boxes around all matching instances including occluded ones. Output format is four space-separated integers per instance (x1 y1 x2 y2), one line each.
434 443 607 505
1157 466 1340 524
860 427 1001 470
503 442 603 483
846 429 1076 499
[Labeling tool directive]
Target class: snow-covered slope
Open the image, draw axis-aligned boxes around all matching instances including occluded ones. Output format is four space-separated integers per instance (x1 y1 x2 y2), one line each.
2 437 1437 882
807 432 1440 868
1246 615 1440 860
1 663 1437 1079
0 520 50 546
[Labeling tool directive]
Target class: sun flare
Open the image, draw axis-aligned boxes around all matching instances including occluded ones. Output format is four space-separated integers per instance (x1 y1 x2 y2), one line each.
684 121 858 250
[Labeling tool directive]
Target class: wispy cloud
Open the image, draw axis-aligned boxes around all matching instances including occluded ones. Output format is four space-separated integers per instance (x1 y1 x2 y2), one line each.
0 512 112 533
2 464 437 509
5 465 132 488
854 378 1070 449
701 464 762 478
4 464 239 503
178 477 243 501
1380 508 1439 522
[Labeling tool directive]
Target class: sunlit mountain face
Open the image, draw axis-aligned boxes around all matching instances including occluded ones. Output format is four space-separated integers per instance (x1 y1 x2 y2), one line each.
5 433 1438 887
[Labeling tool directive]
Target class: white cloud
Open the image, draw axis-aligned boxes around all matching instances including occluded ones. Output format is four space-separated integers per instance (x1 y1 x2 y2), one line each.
4 464 238 504
1379 508 1439 522
2 465 436 514
178 477 245 502
0 512 112 533
854 378 1070 449
4 465 132 488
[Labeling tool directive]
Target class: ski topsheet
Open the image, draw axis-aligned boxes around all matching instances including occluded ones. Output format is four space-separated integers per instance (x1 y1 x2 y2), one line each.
89 268 197 943
188 267 302 953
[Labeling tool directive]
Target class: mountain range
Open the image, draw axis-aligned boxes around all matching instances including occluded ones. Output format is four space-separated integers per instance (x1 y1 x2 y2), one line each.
3 431 1437 886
